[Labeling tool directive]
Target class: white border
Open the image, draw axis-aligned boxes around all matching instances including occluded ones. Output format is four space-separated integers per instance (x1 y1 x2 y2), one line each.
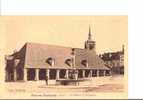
2 0 143 99
1 0 127 15
129 0 143 99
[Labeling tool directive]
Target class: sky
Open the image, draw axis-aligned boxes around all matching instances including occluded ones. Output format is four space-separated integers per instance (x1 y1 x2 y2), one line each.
1 16 128 54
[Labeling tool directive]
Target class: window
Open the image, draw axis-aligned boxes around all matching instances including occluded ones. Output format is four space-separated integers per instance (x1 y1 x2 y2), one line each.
65 59 72 67
81 60 88 67
46 57 55 66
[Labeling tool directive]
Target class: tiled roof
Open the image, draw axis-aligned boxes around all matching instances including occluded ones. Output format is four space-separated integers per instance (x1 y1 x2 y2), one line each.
74 49 109 70
18 42 109 70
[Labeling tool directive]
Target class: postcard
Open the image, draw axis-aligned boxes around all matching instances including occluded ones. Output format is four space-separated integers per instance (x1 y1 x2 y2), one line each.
0 16 128 99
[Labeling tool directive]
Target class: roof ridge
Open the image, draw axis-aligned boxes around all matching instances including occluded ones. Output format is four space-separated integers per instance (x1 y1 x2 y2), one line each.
25 42 84 50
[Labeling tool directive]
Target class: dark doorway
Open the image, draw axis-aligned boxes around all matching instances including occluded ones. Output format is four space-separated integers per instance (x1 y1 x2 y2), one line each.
27 69 35 80
39 69 46 80
49 69 56 80
92 70 97 77
105 70 110 76
78 69 83 78
99 70 104 76
85 69 90 77
59 69 66 78
17 67 23 80
6 69 14 81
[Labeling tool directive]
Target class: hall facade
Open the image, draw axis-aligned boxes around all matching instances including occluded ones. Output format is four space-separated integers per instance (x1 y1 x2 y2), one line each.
5 28 111 83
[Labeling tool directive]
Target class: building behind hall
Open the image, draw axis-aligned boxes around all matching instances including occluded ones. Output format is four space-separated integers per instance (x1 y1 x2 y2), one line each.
5 28 111 83
99 45 124 74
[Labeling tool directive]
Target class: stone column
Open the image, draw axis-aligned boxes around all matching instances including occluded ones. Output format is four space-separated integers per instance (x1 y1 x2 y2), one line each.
109 70 112 76
46 69 49 85
35 69 39 81
65 69 69 79
74 70 79 86
90 70 93 77
103 70 106 77
56 69 60 80
75 70 78 80
13 67 17 81
5 70 8 81
23 68 27 81
97 70 99 77
82 70 85 78
46 69 49 79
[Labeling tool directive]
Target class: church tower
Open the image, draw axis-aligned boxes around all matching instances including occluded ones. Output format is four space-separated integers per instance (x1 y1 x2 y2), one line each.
84 27 96 51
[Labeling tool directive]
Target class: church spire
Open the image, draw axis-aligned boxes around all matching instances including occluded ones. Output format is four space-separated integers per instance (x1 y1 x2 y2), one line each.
122 44 124 53
88 26 92 40
84 26 96 51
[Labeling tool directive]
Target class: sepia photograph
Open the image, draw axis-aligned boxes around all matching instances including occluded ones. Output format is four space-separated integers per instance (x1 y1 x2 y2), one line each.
0 16 128 99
